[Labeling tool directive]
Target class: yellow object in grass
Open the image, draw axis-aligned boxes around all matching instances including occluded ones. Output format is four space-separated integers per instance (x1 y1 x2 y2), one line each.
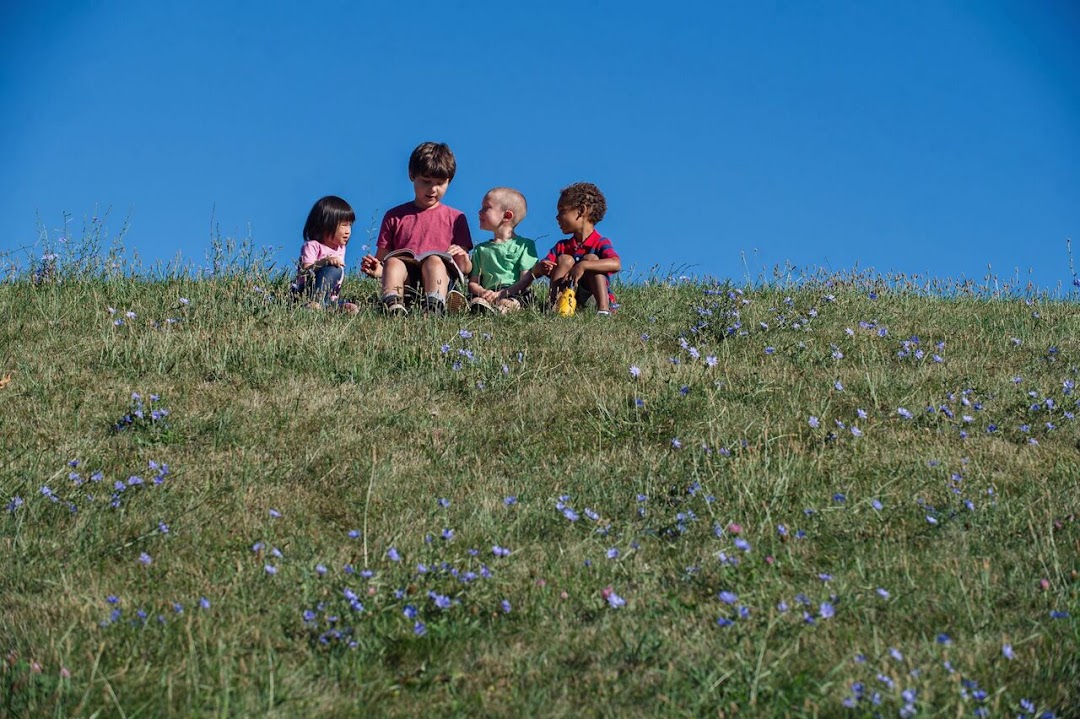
556 286 577 316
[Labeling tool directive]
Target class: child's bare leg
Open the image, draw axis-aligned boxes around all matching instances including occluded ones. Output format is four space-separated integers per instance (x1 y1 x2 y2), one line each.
381 257 408 301
548 254 577 306
420 256 450 300
578 253 610 312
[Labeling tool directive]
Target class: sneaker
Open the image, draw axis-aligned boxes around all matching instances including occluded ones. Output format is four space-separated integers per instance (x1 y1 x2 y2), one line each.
469 297 495 314
447 289 468 314
423 295 446 315
384 301 408 316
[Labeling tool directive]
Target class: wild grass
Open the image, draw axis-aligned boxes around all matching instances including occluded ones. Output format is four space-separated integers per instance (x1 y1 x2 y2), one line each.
1 236 1078 718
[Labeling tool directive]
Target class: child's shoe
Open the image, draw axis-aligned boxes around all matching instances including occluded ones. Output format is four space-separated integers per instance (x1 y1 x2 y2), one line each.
447 289 468 314
423 294 446 315
469 297 495 314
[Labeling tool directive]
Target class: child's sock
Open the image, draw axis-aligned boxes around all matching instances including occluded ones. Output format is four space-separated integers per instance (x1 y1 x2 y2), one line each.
424 292 446 314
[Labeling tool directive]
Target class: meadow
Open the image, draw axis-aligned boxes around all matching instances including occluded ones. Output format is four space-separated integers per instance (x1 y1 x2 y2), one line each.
1 241 1079 717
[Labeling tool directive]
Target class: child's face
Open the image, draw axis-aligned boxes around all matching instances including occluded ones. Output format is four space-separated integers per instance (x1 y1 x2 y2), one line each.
556 204 587 236
412 175 450 209
478 194 507 232
324 221 352 249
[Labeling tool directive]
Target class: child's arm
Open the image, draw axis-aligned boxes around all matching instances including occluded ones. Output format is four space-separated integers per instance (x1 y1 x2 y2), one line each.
447 244 472 275
569 256 620 283
499 266 538 299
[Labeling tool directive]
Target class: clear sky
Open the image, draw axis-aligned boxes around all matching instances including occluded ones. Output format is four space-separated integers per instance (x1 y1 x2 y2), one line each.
2 1 1078 291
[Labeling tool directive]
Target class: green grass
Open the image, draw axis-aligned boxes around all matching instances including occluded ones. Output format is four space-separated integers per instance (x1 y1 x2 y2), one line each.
1 265 1079 717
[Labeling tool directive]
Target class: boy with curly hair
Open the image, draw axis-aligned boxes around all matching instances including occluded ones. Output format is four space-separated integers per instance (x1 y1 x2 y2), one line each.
360 142 473 314
534 182 621 314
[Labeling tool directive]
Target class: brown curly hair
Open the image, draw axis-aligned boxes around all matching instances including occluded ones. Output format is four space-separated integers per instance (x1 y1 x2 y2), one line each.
558 182 606 224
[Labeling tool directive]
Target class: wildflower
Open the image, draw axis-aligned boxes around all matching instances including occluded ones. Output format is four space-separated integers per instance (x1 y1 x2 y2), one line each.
926 515 938 525
264 565 277 575
158 522 169 534
818 573 832 582
764 346 775 355
871 499 883 511
834 381 844 392
348 529 360 539
606 548 619 560
718 591 738 605
414 621 426 636
562 507 579 521
268 508 281 518
199 597 211 609
493 545 511 557
733 538 751 552
876 587 890 599
833 493 846 503
857 408 867 420
671 438 682 449
504 496 517 506
629 365 641 378
458 329 473 339
808 416 820 428
138 552 152 566
500 599 512 613
1049 610 1069 619
606 591 626 608
437 497 450 507
936 633 951 644
387 547 402 562
850 426 863 437
315 564 327 575
430 592 452 610
819 602 835 619
441 528 454 540
179 297 190 305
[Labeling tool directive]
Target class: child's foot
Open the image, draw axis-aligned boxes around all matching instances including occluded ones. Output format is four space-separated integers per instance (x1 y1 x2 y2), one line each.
469 297 495 314
447 289 468 314
423 294 446 315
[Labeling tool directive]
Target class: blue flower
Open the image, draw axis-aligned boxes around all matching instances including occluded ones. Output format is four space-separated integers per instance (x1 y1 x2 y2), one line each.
500 600 512 613
629 365 641 378
268 508 281 518
414 621 426 636
716 617 734 627
504 496 517 506
808 416 820 428
606 592 626 608
138 552 152 566
264 565 277 575
199 597 211 609
437 498 450 507
606 548 619 560
819 602 835 619
387 547 402 562
718 591 738 605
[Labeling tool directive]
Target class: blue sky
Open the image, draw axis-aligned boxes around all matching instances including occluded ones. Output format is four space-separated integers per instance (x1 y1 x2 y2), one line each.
2 1 1078 291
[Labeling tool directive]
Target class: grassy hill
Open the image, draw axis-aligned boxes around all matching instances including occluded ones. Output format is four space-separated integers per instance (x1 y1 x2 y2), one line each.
1 267 1078 717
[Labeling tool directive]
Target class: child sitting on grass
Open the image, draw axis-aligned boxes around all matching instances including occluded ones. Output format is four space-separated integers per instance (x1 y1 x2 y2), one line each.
534 182 621 315
467 187 538 314
360 142 473 315
292 195 359 313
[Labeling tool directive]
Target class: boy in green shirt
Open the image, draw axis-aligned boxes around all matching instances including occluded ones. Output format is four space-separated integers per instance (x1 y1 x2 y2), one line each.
467 187 538 314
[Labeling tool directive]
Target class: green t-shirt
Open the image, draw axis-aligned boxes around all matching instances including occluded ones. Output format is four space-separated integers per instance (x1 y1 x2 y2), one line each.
470 235 538 290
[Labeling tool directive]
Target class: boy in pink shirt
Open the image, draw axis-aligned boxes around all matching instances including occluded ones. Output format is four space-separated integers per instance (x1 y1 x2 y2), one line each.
360 142 473 314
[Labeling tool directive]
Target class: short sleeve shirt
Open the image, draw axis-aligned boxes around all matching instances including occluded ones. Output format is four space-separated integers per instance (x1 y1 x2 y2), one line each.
294 240 346 293
542 230 619 266
377 202 473 255
470 236 538 289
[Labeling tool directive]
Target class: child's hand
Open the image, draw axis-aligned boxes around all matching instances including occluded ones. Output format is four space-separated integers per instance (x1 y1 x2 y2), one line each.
535 260 555 277
482 289 501 303
360 255 382 278
446 244 467 258
325 255 345 268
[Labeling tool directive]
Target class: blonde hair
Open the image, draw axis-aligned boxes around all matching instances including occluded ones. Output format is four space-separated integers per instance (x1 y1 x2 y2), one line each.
486 187 527 226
